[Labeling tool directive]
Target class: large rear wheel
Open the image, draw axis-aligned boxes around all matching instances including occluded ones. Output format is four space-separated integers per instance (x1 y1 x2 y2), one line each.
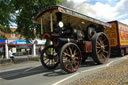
92 33 110 64
60 43 81 73
40 45 59 69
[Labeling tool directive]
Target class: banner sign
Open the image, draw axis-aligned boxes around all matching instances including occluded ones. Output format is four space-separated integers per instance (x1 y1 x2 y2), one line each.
119 23 128 46
105 22 118 47
0 40 5 44
0 40 46 45
8 40 32 45
34 40 46 45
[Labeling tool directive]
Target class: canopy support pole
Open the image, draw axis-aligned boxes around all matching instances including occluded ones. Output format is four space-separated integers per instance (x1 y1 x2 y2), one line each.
50 13 53 32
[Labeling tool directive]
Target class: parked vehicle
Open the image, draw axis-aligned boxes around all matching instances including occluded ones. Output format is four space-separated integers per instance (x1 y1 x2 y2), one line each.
105 21 128 56
34 5 111 73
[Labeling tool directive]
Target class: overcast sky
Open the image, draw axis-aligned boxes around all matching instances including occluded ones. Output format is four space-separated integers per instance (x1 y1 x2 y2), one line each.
62 0 128 25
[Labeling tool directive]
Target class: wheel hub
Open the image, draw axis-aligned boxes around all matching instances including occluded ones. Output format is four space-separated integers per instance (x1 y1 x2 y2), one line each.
71 54 76 60
101 45 105 50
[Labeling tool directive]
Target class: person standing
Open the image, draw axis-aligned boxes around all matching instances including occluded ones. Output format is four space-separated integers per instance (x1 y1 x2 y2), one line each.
8 48 15 63
38 46 43 54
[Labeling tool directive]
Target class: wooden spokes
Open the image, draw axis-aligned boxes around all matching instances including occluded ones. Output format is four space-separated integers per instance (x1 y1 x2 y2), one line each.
60 43 81 73
40 45 59 69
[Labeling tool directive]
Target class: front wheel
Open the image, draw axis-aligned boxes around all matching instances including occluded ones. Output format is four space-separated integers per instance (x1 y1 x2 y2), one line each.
40 45 59 69
60 43 82 73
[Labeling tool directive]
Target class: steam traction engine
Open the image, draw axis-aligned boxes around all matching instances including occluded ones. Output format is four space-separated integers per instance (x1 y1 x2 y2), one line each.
34 5 111 73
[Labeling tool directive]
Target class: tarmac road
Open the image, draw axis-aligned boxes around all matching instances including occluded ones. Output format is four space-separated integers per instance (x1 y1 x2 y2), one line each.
0 56 128 85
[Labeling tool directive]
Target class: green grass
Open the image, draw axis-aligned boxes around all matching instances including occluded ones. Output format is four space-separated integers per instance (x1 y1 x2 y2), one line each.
0 62 13 66
124 81 128 85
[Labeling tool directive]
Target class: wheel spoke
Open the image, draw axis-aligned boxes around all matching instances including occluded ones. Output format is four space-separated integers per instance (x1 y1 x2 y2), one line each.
103 38 107 43
74 51 78 56
49 60 51 65
73 56 79 60
73 49 76 55
43 58 48 62
45 59 50 65
64 52 71 57
99 40 102 44
97 41 101 46
50 60 54 66
64 61 70 68
51 59 54 66
53 49 55 55
70 63 73 70
69 47 73 55
104 45 108 48
48 49 51 54
43 56 48 61
97 38 101 43
66 49 68 53
73 48 78 56
103 50 109 54
99 53 104 59
50 48 53 55
98 38 104 45
97 49 101 54
63 56 69 63
52 59 55 64
73 60 78 66
96 46 101 49
102 53 106 58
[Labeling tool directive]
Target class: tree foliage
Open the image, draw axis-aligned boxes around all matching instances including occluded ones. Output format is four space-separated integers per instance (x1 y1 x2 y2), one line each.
0 0 62 40
0 34 7 39
0 0 13 39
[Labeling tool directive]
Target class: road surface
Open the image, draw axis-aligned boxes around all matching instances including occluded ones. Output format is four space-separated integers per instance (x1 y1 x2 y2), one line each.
0 56 128 85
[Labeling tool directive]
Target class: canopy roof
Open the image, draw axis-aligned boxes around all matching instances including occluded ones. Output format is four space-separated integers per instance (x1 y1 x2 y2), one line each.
34 5 111 30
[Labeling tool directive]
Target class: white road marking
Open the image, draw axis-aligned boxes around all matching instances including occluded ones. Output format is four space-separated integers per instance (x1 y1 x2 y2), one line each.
80 65 105 73
123 56 128 59
52 56 128 85
52 65 106 85
52 73 79 85
106 56 128 67
106 61 114 67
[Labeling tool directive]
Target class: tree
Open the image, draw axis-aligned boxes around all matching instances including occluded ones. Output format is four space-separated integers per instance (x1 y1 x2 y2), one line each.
13 0 62 40
0 0 62 40
0 0 13 38
0 34 7 39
